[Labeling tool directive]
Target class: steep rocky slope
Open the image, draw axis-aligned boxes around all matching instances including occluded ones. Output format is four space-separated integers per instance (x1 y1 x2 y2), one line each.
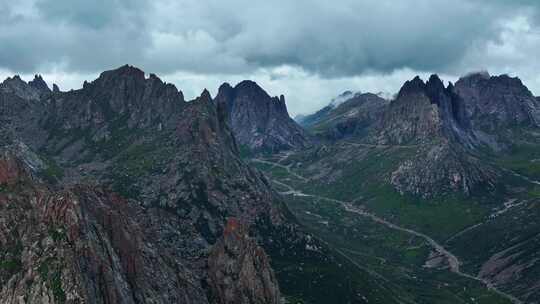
371 75 497 197
455 72 540 149
0 66 411 304
0 66 286 304
455 72 540 130
215 81 310 153
298 73 540 198
0 142 281 304
252 72 540 303
374 75 470 145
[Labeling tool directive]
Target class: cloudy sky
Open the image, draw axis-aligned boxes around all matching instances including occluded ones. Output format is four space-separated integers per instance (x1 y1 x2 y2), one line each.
1 0 540 116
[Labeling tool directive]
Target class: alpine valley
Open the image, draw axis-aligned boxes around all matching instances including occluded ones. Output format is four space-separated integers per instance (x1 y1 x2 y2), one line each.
1 65 540 304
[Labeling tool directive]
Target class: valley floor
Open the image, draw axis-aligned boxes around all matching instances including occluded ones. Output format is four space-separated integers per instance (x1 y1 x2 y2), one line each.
251 149 540 304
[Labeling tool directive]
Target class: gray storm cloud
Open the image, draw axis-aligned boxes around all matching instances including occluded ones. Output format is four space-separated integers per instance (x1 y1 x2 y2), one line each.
0 0 537 76
1 0 540 116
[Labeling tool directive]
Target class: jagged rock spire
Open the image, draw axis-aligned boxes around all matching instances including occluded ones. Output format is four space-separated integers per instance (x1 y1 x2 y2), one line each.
214 80 310 153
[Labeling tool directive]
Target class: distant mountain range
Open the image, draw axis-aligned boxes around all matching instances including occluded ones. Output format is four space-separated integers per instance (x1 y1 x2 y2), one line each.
2 66 540 304
259 71 540 303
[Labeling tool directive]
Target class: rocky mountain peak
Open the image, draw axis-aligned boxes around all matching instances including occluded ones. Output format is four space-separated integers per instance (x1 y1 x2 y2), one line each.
90 64 146 89
208 217 281 304
199 88 213 102
215 80 310 153
455 72 540 130
234 80 270 99
376 74 473 146
426 74 445 91
1 75 45 100
28 74 50 93
397 76 426 98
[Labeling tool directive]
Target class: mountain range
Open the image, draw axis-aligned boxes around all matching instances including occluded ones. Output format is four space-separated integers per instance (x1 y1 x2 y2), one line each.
1 65 540 304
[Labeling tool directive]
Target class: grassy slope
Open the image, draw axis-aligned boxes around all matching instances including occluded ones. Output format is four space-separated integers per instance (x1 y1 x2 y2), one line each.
252 147 514 304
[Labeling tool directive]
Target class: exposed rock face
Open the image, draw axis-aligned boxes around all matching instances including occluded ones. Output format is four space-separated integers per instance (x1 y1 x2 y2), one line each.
0 75 49 101
215 81 310 153
0 66 284 304
296 73 540 197
375 75 470 145
389 141 499 198
0 150 209 304
372 75 500 197
455 72 540 131
208 218 280 304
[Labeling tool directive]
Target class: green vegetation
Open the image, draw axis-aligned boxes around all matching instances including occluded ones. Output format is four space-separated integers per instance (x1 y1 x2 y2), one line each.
108 134 174 199
360 185 489 241
494 142 540 179
1 240 23 279
238 144 254 159
0 259 22 272
253 146 518 303
48 227 66 242
286 146 492 241
38 258 66 304
277 194 511 304
51 271 66 304
38 258 51 278
41 157 65 184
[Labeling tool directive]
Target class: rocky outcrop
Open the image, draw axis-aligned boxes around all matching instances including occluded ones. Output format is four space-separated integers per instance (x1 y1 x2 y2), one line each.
0 66 286 304
455 72 540 131
215 81 310 153
208 218 280 304
375 75 471 145
389 141 499 198
0 75 49 101
369 75 498 197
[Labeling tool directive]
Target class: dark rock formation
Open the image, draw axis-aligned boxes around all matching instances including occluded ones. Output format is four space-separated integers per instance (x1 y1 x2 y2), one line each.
455 72 540 130
371 75 497 197
208 218 280 304
215 81 310 153
389 142 499 198
0 75 47 101
0 66 286 304
28 75 51 95
375 75 471 145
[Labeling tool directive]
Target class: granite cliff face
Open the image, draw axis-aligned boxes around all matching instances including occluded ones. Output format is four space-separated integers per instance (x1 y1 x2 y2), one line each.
0 66 284 304
215 81 310 153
